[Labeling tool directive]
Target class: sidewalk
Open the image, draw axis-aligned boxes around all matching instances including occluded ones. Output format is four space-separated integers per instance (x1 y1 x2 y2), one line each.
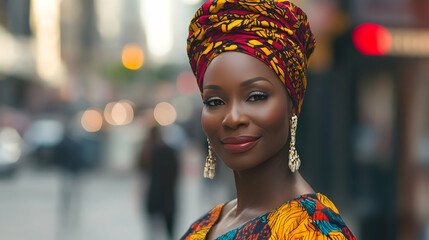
0 165 230 240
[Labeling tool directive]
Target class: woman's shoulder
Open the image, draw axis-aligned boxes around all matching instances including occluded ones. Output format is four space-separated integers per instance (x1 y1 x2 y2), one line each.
268 193 356 240
180 203 225 240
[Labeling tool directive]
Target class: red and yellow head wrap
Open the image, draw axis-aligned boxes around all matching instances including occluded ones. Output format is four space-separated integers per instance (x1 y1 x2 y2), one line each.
187 0 316 115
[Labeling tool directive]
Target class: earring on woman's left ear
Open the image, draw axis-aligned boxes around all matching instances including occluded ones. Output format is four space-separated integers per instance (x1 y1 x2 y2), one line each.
289 114 301 173
204 139 216 179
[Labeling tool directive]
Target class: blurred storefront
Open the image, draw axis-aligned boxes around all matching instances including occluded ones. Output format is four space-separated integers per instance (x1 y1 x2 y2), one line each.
298 0 429 239
352 1 429 239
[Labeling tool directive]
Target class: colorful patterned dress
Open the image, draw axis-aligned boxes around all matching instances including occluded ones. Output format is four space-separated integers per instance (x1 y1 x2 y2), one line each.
181 193 356 240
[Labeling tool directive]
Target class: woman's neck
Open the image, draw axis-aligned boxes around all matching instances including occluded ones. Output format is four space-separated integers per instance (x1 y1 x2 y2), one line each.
232 148 314 216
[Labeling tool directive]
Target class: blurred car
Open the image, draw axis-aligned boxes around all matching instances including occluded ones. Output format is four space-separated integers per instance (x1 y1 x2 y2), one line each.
0 127 23 177
24 118 64 166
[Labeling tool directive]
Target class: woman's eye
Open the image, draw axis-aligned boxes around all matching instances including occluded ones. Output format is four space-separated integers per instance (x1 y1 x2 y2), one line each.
203 97 225 107
247 92 268 102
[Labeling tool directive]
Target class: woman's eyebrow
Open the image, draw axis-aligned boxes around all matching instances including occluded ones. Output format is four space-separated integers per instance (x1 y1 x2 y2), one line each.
203 77 272 90
240 77 273 87
203 85 221 90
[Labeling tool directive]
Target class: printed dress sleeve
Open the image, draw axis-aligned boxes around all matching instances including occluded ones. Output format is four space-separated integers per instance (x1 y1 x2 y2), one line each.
267 193 356 240
181 204 224 240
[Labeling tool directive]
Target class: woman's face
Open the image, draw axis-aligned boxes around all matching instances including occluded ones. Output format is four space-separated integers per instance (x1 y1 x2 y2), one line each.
201 52 294 171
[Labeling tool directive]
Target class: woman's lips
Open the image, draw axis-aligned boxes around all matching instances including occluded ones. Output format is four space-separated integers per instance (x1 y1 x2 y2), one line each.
221 136 260 153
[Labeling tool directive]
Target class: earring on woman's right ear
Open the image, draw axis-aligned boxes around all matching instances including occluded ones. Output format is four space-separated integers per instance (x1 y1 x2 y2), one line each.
289 114 301 173
204 139 216 179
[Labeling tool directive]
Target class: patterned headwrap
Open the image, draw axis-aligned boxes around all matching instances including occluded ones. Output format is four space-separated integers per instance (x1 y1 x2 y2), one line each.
187 0 316 115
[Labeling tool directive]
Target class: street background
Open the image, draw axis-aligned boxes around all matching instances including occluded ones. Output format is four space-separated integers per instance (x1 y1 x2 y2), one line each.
0 0 428 239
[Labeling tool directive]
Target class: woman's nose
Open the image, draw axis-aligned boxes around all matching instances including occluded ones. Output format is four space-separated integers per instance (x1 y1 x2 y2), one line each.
221 103 249 129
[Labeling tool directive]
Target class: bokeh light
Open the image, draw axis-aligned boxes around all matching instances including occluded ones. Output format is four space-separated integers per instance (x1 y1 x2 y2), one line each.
121 44 144 70
389 28 429 57
95 0 120 41
181 0 201 5
111 101 134 125
31 0 64 86
153 102 177 126
0 127 22 163
176 71 199 96
352 23 392 56
112 103 127 125
104 102 116 125
140 0 173 59
81 109 103 132
104 100 135 126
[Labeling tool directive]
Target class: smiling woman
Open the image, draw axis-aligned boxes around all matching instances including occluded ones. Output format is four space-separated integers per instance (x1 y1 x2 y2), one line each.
182 1 356 240
202 52 292 172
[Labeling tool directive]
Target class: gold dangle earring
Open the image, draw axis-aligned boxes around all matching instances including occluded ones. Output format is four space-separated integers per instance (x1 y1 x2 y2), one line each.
204 139 216 179
289 114 301 173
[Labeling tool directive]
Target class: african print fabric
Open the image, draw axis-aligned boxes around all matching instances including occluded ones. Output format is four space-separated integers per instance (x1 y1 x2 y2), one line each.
187 0 316 115
180 193 356 240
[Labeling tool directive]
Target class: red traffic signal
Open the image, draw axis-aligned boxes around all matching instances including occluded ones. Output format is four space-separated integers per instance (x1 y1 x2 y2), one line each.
352 24 392 56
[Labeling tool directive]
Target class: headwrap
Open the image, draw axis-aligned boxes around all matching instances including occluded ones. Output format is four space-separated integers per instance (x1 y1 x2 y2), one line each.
187 0 316 115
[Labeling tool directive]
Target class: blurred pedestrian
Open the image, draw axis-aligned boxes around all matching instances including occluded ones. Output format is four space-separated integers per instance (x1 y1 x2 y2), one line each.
139 126 178 240
55 131 85 240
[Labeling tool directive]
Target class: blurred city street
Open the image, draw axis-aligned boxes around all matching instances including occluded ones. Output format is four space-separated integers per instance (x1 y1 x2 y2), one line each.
0 162 231 240
0 0 428 239
0 167 142 240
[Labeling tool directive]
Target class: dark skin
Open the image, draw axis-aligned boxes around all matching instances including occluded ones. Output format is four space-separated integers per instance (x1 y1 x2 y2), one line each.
201 52 314 240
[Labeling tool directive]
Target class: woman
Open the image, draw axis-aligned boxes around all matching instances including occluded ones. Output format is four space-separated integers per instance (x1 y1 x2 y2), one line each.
182 0 356 239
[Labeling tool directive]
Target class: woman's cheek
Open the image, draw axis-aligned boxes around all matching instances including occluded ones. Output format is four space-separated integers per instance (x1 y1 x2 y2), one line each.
201 111 209 135
201 110 217 137
254 101 283 125
254 101 289 140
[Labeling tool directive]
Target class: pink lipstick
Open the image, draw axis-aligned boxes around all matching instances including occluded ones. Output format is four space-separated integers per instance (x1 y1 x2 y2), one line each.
221 136 260 153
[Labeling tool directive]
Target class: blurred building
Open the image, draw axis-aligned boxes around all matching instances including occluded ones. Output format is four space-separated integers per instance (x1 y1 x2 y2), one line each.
298 0 429 239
